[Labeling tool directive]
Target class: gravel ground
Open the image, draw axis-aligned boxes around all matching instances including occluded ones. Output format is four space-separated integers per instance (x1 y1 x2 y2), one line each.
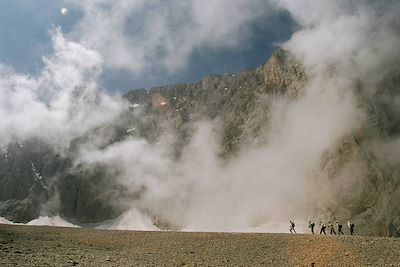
1 224 399 266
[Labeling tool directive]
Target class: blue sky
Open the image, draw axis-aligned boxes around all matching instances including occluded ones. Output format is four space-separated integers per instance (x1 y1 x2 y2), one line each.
0 1 295 94
0 1 73 73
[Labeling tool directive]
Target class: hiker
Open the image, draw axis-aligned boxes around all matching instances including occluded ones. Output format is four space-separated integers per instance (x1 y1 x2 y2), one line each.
328 221 337 235
309 220 315 234
336 221 344 235
290 220 296 234
348 221 355 235
319 222 326 235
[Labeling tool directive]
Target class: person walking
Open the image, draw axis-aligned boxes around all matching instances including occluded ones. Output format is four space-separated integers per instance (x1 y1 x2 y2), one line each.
336 221 344 235
290 221 296 234
348 221 355 235
309 220 315 234
319 222 326 235
328 221 337 235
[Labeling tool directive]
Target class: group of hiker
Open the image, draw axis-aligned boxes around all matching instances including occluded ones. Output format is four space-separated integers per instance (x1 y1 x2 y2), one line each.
289 220 355 235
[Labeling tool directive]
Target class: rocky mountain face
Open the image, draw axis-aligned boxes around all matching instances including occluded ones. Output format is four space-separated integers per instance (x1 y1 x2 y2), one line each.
1 49 399 237
124 49 305 156
320 73 400 237
0 139 123 223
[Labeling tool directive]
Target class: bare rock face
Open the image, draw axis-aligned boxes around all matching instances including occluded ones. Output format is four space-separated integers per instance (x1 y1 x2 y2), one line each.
262 48 306 97
123 49 306 154
318 73 400 237
0 140 122 223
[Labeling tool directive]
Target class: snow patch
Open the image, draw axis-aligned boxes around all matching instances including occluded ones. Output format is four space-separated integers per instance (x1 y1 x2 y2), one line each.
31 162 48 191
27 216 80 228
126 128 136 133
129 103 140 108
95 209 160 231
0 217 14 225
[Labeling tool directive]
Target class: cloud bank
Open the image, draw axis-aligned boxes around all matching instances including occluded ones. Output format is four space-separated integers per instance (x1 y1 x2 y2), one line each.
66 0 275 76
278 0 400 82
0 28 125 153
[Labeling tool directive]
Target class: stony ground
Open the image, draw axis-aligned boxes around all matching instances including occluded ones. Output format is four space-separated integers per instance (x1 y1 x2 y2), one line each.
0 224 399 266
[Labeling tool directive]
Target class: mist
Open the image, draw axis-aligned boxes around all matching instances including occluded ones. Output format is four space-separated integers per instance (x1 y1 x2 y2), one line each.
0 28 125 153
1 1 400 232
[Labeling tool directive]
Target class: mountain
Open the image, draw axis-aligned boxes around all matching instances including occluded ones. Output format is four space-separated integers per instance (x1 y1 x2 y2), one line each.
1 49 400 237
124 49 305 155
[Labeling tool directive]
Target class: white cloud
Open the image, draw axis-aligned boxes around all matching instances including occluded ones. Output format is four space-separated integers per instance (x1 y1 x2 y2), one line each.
278 0 400 83
0 28 125 152
66 0 275 75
